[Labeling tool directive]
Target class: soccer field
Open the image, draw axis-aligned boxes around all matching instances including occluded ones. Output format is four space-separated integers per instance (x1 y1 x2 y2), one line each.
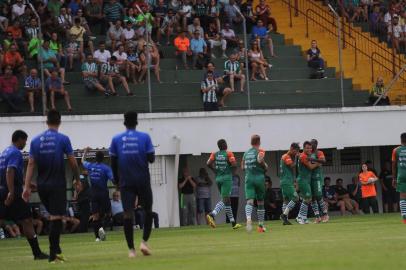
1 214 405 270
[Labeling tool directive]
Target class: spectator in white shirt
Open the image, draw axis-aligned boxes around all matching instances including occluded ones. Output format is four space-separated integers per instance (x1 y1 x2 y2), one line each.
388 16 404 53
93 41 112 64
113 44 128 74
178 0 192 29
122 21 136 48
11 0 26 21
221 23 239 48
111 191 124 225
106 20 124 51
187 18 204 39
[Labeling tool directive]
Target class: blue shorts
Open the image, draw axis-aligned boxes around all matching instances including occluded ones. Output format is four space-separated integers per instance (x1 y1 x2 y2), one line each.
120 183 153 212
197 198 211 214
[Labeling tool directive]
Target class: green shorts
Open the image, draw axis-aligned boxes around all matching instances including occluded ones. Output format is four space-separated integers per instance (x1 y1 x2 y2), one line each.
298 177 312 199
245 175 265 201
311 178 323 199
397 177 406 193
281 184 298 202
216 175 232 198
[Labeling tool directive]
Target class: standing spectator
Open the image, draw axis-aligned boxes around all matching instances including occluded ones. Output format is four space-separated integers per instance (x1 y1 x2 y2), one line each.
85 0 105 34
2 43 26 76
380 160 399 213
103 0 124 26
347 175 362 204
206 21 227 59
100 56 133 96
178 167 197 226
228 174 240 223
359 162 379 214
174 30 191 69
24 68 42 112
190 30 208 69
335 178 359 215
0 65 20 112
188 17 204 39
224 52 246 92
201 71 217 111
111 191 124 225
248 40 271 81
307 40 325 78
195 168 212 225
255 0 277 32
251 19 275 57
82 54 108 95
106 20 124 51
93 41 112 64
368 76 390 105
45 69 73 111
73 176 91 233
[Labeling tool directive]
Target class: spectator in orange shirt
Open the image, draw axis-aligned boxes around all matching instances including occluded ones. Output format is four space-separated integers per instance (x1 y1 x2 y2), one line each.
359 162 379 214
174 29 192 69
2 44 27 76
6 20 25 52
0 65 21 113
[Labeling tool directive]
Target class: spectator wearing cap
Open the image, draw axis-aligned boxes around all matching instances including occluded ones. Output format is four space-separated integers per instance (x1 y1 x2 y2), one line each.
82 54 108 96
39 39 70 85
190 30 208 69
188 17 205 39
0 65 20 113
106 20 124 51
174 29 192 69
45 68 73 111
24 68 42 112
100 56 133 96
93 41 112 64
206 22 227 59
251 19 275 57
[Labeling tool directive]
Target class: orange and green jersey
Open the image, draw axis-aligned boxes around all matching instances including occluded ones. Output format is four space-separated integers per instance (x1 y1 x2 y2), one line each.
392 146 406 181
280 153 295 186
310 150 325 181
209 150 236 180
243 148 266 179
298 152 312 181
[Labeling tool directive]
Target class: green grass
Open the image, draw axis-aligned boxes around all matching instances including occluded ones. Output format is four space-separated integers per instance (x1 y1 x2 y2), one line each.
1 214 405 270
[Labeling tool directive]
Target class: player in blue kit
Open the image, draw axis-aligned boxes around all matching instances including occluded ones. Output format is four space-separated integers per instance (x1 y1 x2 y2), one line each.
110 111 155 258
24 110 80 263
82 147 114 242
0 130 48 260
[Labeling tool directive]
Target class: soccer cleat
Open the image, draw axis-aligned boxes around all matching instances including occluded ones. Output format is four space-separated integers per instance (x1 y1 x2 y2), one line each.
314 217 322 224
128 249 136 258
206 214 216 228
56 253 67 262
321 215 330 223
280 214 292 225
304 218 309 224
296 216 307 225
140 242 152 256
232 223 242 230
257 225 267 233
34 253 49 260
95 238 101 242
246 219 253 232
98 227 106 241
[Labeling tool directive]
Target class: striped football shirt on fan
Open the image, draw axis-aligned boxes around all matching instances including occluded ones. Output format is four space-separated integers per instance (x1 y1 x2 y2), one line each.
224 60 240 73
201 79 218 103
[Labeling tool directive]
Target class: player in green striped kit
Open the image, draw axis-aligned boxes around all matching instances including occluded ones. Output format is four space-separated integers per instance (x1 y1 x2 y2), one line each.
392 132 406 224
206 139 242 229
241 135 268 233
279 143 300 226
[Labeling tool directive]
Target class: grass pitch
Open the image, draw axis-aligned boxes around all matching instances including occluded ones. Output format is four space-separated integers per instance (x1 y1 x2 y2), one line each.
0 214 405 270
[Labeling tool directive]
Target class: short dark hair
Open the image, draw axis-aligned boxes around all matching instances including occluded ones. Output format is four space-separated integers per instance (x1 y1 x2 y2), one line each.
291 142 300 150
99 40 105 45
336 178 343 183
47 109 61 126
124 111 138 128
251 134 260 146
324 176 331 182
95 151 104 162
217 139 227 150
401 132 406 143
74 17 81 24
110 56 117 61
12 130 28 143
303 141 312 148
265 176 271 183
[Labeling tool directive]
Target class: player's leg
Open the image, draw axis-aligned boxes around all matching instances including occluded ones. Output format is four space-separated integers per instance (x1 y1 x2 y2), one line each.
297 179 312 224
98 192 112 241
91 193 102 241
310 178 321 223
255 178 266 232
280 184 298 225
207 180 225 228
244 178 255 232
400 193 406 223
121 186 137 257
222 179 240 229
139 183 154 256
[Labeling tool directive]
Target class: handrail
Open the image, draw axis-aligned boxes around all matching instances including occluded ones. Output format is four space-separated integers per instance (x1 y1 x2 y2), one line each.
373 65 406 106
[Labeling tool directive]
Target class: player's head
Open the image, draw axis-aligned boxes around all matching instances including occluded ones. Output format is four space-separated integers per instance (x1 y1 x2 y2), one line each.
217 139 227 150
251 134 261 147
303 141 312 154
401 132 406 144
290 142 300 155
310 139 318 150
47 109 61 127
124 111 138 129
12 130 28 150
95 151 104 163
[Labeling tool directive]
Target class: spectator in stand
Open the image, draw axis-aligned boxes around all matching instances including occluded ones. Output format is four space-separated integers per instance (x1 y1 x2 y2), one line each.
224 52 246 92
206 0 221 31
49 32 67 70
45 68 73 111
6 20 24 52
255 0 277 33
0 65 20 113
201 70 232 109
369 5 383 35
65 34 85 71
39 39 69 85
241 0 256 32
138 41 162 83
195 168 212 225
124 8 137 25
174 30 192 69
206 22 227 59
106 20 124 51
75 9 95 39
323 176 340 210
113 44 128 75
48 0 63 17
26 18 41 56
122 21 137 48
204 62 224 81
127 45 142 83
24 68 42 112
188 17 205 39
85 0 105 34
307 40 326 78
380 160 399 213
178 167 197 226
223 0 243 25
335 178 359 215
82 54 108 95
68 0 80 16
190 30 208 69
103 0 124 26
3 220 21 238
100 56 133 96
347 175 362 204
158 9 178 45
0 9 8 33
2 43 26 76
94 41 112 64
264 177 280 220
387 15 404 53
248 40 271 81
368 76 390 105
3 32 16 52
57 7 74 37
11 0 25 21
221 23 239 48
178 0 193 30
251 19 275 57
193 0 207 29
111 191 124 225
359 162 379 214
153 0 168 43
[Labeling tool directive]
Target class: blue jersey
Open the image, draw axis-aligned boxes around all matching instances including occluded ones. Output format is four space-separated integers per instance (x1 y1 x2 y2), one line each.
109 129 154 187
83 161 113 192
29 129 74 188
0 145 24 195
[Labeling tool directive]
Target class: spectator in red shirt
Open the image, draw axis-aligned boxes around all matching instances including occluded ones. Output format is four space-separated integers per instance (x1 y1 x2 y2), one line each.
2 43 27 76
174 29 192 69
0 65 21 112
255 0 277 33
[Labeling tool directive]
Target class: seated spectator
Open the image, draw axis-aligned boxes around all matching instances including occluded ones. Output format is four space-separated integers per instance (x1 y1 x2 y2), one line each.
195 168 212 225
134 197 159 229
224 52 246 92
70 17 94 59
93 41 112 64
39 40 69 85
206 22 227 59
221 23 239 48
4 220 21 238
85 0 105 34
103 0 124 26
126 45 142 83
178 0 193 29
3 32 16 52
359 162 379 214
223 0 243 25
47 0 63 17
6 20 24 50
153 0 168 37
122 21 136 48
201 71 232 110
255 0 277 32
193 0 207 29
57 7 73 37
75 9 94 37
124 7 137 25
343 0 366 22
241 0 256 32
248 40 271 81
335 178 359 215
174 30 192 69
158 9 178 45
100 56 133 96
11 0 25 21
264 177 280 220
347 175 362 204
112 44 128 75
82 54 108 95
190 30 208 69
68 0 80 16
0 65 21 113
206 0 221 31
323 177 339 210
49 32 67 69
307 40 325 78
387 15 404 53
368 76 390 105
24 68 42 112
251 19 275 57
106 20 124 51
111 191 124 225
188 17 204 39
65 34 85 71
45 69 73 111
0 10 8 33
62 212 80 233
2 43 26 76
26 18 40 57
380 160 399 213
